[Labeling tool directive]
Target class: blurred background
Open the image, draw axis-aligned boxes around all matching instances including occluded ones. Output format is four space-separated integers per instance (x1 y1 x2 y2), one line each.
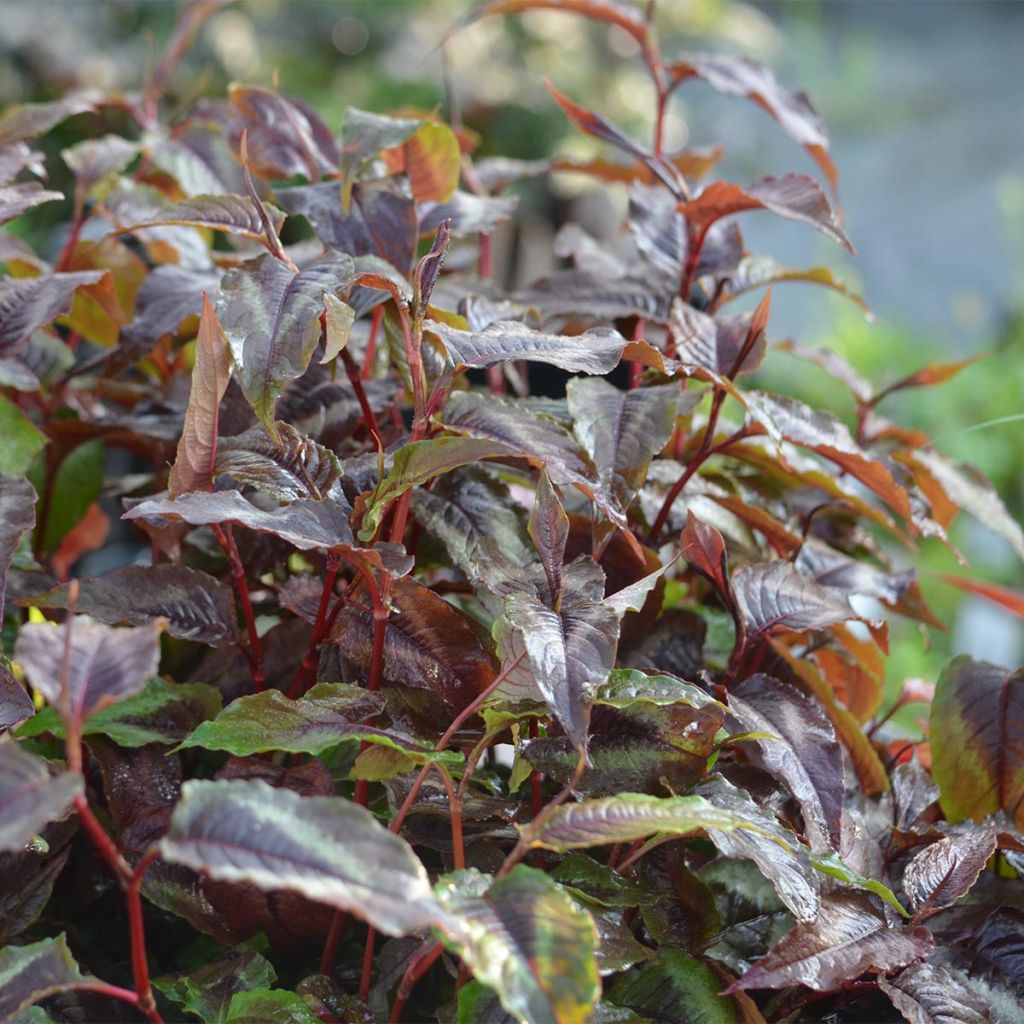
2 0 1022 721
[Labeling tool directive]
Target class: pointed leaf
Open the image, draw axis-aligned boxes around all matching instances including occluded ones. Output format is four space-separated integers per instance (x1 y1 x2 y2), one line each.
670 302 767 379
169 292 233 497
179 683 458 768
567 378 678 506
217 251 355 435
216 423 342 502
153 946 276 1024
930 657 1024 830
744 391 910 519
20 565 237 646
503 560 619 748
878 962 991 1024
160 779 447 936
734 561 869 638
224 989 320 1024
911 449 1024 560
729 892 933 992
382 120 460 203
903 827 997 915
421 191 519 238
321 292 355 364
697 775 821 923
627 182 685 278
339 107 421 199
714 257 869 314
0 473 36 621
530 792 765 851
436 866 600 1024
0 183 63 226
0 272 105 356
15 616 161 726
668 52 837 195
1 667 34 735
112 192 285 240
62 134 139 195
528 470 568 603
0 934 93 1020
18 677 221 748
0 741 82 853
682 511 732 601
728 674 843 852
679 175 851 250
331 575 497 715
125 489 357 553
428 319 634 374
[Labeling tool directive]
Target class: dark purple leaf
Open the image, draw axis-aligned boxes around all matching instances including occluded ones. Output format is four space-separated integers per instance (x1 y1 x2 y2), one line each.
21 565 237 646
903 827 997 916
111 190 285 241
681 511 732 601
331 574 497 717
0 182 63 226
338 106 421 198
796 539 914 604
528 469 568 604
0 141 45 184
228 84 338 181
0 472 36 621
216 422 343 502
61 135 139 194
930 657 1024 831
0 92 98 147
670 301 767 379
0 666 34 735
668 52 838 195
729 891 933 992
0 271 105 356
160 778 446 936
0 934 94 1020
513 270 673 324
216 251 355 435
878 961 991 1024
277 179 418 275
567 378 678 507
729 674 844 852
628 181 685 278
679 174 851 250
502 559 619 748
421 191 519 238
15 616 162 726
0 741 82 853
715 256 869 315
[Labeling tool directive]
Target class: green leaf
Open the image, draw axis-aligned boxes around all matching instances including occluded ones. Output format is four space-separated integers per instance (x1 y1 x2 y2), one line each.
529 792 765 851
217 251 355 436
436 866 600 1024
930 656 1024 830
607 949 741 1024
597 669 725 711
36 439 103 551
360 437 514 540
0 935 93 1020
809 852 909 918
154 945 276 1024
549 852 657 909
161 779 449 937
0 396 46 476
15 616 162 728
18 677 221 748
0 740 82 853
224 989 320 1024
177 684 459 768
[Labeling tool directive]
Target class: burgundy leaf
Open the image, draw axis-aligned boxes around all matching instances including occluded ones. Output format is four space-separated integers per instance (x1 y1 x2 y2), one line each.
0 182 63 226
729 674 844 852
681 511 731 601
21 565 238 646
878 961 991 1024
0 741 82 853
0 666 34 734
15 616 162 726
528 469 569 604
0 271 106 356
679 174 851 251
0 473 36 621
420 191 519 238
903 828 997 916
671 301 767 380
729 891 933 992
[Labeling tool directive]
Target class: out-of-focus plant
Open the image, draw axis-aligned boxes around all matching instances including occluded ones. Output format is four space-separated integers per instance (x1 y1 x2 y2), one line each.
1 2 1022 1022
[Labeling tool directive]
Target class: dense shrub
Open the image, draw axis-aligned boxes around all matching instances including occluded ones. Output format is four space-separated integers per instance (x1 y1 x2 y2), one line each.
1 2 1022 1022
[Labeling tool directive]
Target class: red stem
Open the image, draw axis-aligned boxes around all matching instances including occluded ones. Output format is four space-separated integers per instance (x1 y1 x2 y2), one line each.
388 942 444 1024
362 306 383 378
213 524 265 691
342 347 383 450
478 232 492 278
286 554 341 699
529 717 543 819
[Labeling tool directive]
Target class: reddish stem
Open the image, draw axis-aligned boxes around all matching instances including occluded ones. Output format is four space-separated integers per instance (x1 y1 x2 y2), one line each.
342 347 383 450
318 910 349 977
362 306 383 378
388 942 444 1024
286 554 341 699
529 717 543 818
478 232 493 279
212 524 265 691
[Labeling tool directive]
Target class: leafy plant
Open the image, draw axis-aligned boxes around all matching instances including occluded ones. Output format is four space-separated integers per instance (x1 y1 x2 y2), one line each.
1 1 1022 1022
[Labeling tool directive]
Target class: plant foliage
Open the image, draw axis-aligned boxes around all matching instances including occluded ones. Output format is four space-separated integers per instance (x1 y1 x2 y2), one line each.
1 2 1022 1022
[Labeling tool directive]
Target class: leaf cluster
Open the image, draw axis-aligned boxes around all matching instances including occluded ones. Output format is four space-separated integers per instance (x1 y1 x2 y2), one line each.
1 2 1023 1023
